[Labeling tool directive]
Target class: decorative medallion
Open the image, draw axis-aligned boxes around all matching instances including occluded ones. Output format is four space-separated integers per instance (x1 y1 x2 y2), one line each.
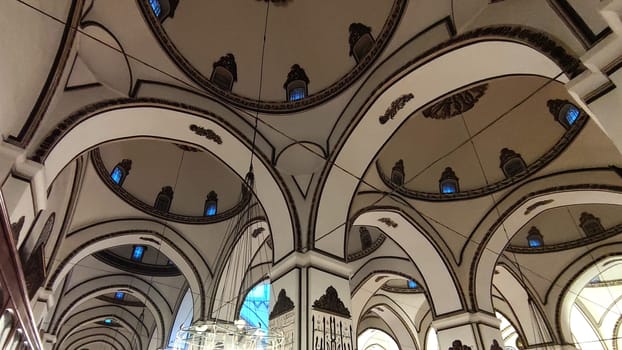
312 286 351 317
379 93 414 124
378 217 398 228
190 124 223 144
423 84 488 119
269 289 295 319
251 227 266 238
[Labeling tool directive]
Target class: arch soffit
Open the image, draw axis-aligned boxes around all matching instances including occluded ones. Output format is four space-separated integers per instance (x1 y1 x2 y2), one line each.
361 296 420 350
34 100 296 261
55 306 146 349
51 278 168 344
472 190 622 314
315 39 570 258
47 219 207 318
59 324 137 350
352 209 463 315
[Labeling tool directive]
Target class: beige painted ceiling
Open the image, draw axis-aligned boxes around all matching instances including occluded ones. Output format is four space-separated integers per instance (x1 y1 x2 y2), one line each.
98 138 244 217
162 0 394 100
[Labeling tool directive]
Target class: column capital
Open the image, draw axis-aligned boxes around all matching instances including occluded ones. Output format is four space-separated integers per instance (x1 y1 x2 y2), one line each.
270 250 351 281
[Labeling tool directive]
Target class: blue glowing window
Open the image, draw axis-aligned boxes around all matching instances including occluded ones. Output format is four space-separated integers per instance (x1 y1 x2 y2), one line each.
289 87 306 101
115 292 125 300
441 183 457 194
528 239 542 248
240 282 270 331
150 0 161 17
407 280 418 289
565 105 580 126
131 245 145 261
104 319 113 325
111 166 124 185
205 203 217 216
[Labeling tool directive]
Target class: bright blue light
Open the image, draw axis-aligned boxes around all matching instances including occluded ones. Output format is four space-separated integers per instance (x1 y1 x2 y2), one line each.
104 319 113 325
111 167 123 184
528 239 542 248
132 245 145 261
441 183 456 194
407 280 418 289
289 87 305 101
114 291 125 300
149 0 161 17
205 203 217 216
240 282 270 331
566 105 580 126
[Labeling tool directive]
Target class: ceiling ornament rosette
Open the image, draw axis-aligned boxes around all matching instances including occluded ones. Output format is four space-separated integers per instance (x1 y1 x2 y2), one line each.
136 0 407 113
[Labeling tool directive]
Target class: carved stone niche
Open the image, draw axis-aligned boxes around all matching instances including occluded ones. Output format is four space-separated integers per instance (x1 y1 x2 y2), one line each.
359 226 372 250
391 159 405 186
499 148 526 178
579 212 604 236
349 23 374 63
211 53 237 91
284 64 309 101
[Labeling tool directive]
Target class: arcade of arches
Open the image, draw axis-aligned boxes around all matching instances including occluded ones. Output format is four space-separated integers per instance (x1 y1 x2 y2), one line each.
1 1 622 349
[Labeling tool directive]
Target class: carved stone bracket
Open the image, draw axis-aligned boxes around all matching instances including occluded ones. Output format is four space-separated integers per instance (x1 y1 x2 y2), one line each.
379 93 414 124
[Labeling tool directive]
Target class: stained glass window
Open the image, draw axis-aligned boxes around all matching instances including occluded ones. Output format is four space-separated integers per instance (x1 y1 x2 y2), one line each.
407 280 418 289
111 166 124 184
288 87 306 101
205 203 217 216
114 291 125 300
104 318 113 325
441 183 457 194
132 245 145 262
150 0 161 17
565 105 580 126
239 281 270 331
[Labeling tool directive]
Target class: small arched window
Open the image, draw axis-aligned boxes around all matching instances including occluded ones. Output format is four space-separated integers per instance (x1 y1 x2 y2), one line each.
154 186 174 212
204 191 218 216
439 167 459 194
391 159 405 186
211 53 237 91
114 291 125 300
579 212 604 236
110 159 132 186
349 23 374 63
547 99 582 130
359 227 372 250
284 64 309 101
149 0 179 23
131 245 146 262
499 148 527 178
527 227 543 247
407 280 418 289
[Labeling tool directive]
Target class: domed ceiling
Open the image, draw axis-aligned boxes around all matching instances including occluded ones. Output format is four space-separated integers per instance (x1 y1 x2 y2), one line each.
508 204 622 249
375 75 585 200
94 138 247 223
139 0 404 111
